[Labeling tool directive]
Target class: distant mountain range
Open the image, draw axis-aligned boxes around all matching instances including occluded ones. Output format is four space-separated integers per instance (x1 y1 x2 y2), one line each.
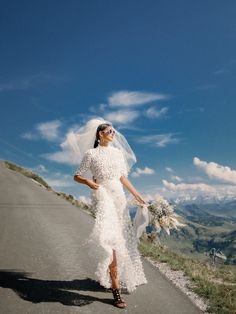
174 195 236 218
157 199 236 265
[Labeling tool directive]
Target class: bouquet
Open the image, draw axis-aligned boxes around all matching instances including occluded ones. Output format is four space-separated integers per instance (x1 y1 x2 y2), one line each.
130 195 186 240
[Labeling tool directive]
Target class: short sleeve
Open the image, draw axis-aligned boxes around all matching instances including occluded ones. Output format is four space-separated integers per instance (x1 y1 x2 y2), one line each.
74 150 92 177
119 149 129 178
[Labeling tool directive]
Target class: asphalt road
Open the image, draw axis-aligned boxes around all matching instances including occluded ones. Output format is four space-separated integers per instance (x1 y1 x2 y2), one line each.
0 161 203 313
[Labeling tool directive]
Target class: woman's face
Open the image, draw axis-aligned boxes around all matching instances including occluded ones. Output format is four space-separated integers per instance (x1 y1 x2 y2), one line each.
99 126 115 142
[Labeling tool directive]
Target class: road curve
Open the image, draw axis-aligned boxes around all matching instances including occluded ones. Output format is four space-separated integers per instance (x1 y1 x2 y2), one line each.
0 161 203 313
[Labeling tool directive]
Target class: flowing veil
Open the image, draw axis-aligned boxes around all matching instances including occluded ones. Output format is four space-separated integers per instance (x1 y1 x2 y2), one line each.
67 116 137 172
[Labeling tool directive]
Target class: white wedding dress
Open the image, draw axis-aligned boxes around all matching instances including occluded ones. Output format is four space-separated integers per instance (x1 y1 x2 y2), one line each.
74 143 148 293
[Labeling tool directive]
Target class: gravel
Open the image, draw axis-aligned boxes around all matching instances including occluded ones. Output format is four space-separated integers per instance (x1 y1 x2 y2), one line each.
145 256 212 314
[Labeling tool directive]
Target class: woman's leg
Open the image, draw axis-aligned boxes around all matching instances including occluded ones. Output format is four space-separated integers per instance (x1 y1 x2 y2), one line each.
109 249 127 308
109 249 119 289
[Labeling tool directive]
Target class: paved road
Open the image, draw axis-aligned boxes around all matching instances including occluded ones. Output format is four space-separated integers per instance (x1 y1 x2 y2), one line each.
0 161 203 313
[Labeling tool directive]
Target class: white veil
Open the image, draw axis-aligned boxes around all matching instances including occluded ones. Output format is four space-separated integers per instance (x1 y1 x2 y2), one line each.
67 116 137 172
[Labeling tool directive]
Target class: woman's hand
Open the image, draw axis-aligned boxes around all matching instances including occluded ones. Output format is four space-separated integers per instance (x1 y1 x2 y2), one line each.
134 193 146 205
86 179 100 190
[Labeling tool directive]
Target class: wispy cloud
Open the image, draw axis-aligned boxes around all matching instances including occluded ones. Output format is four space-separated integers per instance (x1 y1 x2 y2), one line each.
0 72 66 92
193 157 236 185
21 132 39 140
193 84 217 91
89 90 171 128
31 164 48 173
104 110 140 124
78 195 92 204
144 106 169 119
135 133 180 147
42 149 76 166
108 90 169 107
163 179 215 193
170 175 182 182
21 119 62 142
165 167 174 172
181 107 205 113
131 166 155 177
213 67 230 75
29 164 74 189
162 179 236 200
89 103 108 113
45 177 74 188
36 120 62 141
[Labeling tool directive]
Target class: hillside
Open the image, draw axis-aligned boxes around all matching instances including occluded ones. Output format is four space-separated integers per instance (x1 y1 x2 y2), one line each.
158 202 236 265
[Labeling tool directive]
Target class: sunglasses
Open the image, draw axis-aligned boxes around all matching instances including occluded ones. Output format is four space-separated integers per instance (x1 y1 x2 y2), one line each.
102 128 116 135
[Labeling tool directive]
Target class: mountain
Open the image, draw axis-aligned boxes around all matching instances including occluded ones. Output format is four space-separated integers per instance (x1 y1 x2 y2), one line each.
157 201 236 265
169 195 236 219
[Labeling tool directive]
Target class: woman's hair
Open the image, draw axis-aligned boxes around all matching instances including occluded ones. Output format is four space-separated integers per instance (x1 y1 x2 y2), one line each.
93 123 111 148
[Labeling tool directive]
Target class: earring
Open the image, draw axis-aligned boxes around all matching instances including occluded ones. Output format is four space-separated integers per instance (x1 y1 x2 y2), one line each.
97 139 100 142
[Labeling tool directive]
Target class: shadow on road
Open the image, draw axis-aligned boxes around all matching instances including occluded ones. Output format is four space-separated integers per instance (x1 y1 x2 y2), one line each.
0 269 113 307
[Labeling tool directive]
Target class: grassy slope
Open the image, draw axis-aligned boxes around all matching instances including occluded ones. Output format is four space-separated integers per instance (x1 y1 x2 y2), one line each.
139 236 236 314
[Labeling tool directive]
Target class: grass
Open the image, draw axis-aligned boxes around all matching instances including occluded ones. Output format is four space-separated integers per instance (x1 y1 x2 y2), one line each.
138 235 236 314
4 160 51 189
3 160 95 216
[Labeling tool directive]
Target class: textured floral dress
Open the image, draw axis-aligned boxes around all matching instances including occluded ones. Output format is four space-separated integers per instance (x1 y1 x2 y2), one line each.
74 143 147 293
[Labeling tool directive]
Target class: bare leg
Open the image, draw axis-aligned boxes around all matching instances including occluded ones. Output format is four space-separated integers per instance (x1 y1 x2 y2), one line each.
109 249 119 289
109 249 127 308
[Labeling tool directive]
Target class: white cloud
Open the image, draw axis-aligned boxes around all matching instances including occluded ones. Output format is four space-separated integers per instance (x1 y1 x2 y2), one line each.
89 103 108 113
108 90 169 107
213 68 230 75
32 164 48 173
170 175 182 182
136 133 180 147
43 150 76 165
42 127 90 166
21 119 62 142
181 107 205 113
104 110 139 124
144 106 169 119
42 172 74 189
21 132 39 140
193 84 217 91
46 178 74 188
0 73 65 92
131 166 155 177
193 157 236 185
165 167 174 172
78 195 92 204
162 180 214 192
36 120 62 141
161 179 236 200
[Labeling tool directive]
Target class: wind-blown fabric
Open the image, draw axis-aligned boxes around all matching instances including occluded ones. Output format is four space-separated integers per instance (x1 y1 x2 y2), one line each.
74 143 147 292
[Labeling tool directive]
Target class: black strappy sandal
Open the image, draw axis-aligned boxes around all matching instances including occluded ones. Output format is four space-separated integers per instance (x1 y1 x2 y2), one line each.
111 288 127 308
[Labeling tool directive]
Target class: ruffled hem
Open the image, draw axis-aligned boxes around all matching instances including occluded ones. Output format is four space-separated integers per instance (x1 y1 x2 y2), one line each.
82 179 148 293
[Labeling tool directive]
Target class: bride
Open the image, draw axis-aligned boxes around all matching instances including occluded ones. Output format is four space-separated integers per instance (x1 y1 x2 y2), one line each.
72 118 148 309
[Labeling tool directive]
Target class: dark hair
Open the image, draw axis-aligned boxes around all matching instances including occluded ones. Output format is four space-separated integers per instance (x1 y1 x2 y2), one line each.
93 123 111 148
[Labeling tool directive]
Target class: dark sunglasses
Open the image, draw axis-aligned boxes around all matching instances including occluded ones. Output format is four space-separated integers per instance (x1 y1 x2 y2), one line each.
102 128 116 135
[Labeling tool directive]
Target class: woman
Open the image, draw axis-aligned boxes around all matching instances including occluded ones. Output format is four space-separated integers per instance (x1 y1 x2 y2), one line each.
73 119 148 309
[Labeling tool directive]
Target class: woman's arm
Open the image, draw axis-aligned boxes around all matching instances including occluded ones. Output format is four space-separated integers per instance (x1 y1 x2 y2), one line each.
120 176 146 204
74 174 99 190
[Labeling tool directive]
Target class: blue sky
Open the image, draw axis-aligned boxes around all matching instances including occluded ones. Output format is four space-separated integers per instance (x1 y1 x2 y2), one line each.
1 0 236 203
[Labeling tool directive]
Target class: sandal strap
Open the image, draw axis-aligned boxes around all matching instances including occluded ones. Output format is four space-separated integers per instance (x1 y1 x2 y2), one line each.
112 288 124 303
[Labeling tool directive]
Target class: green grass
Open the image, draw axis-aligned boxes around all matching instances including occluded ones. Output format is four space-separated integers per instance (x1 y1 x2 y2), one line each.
138 236 236 314
3 160 95 216
4 160 51 189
